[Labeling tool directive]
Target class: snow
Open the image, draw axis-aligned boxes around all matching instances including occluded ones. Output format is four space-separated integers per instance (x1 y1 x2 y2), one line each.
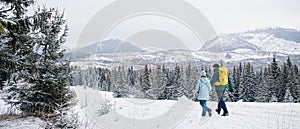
72 86 300 129
0 91 10 116
0 91 47 128
0 117 46 129
1 87 300 129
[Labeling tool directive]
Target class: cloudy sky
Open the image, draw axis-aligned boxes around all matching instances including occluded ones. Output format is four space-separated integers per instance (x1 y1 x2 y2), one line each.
37 0 300 49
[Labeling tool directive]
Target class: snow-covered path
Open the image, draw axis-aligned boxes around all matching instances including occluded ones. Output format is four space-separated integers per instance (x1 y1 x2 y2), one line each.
74 86 300 129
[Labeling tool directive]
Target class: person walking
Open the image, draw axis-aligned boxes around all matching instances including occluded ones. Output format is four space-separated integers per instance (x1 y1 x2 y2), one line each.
211 63 233 116
211 64 233 116
195 70 212 117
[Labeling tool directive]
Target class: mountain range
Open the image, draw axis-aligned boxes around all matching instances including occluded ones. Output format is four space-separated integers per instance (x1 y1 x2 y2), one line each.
218 27 300 55
66 39 142 58
68 27 300 68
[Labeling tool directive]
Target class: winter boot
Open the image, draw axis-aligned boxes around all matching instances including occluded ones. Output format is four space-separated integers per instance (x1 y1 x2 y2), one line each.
208 108 212 117
221 109 229 116
215 108 221 115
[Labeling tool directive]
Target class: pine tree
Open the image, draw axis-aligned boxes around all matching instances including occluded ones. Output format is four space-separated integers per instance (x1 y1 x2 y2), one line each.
238 62 245 101
256 68 267 102
279 63 289 102
2 6 74 127
128 66 136 94
232 65 240 101
141 65 151 98
97 68 105 91
161 65 169 100
0 0 34 91
283 88 294 102
264 65 273 102
171 64 183 100
239 63 256 102
164 65 174 100
148 65 165 99
293 65 300 102
113 66 129 98
287 57 292 69
287 61 299 102
105 70 113 92
269 57 280 102
182 63 196 99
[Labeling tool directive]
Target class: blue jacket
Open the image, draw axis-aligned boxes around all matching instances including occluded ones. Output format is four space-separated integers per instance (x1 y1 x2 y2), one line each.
195 77 211 100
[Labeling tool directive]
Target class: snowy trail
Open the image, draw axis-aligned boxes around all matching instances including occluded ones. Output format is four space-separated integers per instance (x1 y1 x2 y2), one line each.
73 86 300 129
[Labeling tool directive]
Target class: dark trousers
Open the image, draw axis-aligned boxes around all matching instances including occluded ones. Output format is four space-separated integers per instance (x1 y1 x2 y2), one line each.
216 91 227 111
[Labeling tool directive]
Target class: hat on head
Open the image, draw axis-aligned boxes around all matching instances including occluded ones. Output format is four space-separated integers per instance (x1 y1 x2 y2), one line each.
213 63 220 68
200 70 206 77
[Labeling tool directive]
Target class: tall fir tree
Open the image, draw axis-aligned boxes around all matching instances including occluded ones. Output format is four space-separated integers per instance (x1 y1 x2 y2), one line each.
269 57 280 102
162 65 170 100
1 0 72 118
293 65 300 102
164 66 174 100
232 65 241 101
239 63 256 102
128 66 136 94
238 62 245 101
0 0 34 90
256 68 266 102
113 66 129 98
279 63 289 102
263 65 274 102
141 65 151 98
148 65 165 99
182 63 196 99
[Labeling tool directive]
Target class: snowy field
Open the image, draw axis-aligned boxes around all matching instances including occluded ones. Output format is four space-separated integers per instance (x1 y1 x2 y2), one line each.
0 91 47 129
1 87 300 129
73 86 300 129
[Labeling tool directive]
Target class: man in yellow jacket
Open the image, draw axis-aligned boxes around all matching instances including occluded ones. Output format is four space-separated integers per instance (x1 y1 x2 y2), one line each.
211 63 233 116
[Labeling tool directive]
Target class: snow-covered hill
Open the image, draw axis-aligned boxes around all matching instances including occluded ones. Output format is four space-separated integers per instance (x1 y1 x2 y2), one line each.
218 27 300 55
66 39 142 58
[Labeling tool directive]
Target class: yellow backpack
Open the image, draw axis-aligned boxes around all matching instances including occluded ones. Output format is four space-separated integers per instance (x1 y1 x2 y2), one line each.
215 67 228 86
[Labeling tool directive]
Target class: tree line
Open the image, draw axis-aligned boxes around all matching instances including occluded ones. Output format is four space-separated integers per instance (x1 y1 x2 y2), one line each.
231 57 300 102
71 57 300 103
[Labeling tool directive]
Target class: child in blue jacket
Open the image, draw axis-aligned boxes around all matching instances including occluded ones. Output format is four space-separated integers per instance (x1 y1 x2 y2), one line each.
194 70 212 117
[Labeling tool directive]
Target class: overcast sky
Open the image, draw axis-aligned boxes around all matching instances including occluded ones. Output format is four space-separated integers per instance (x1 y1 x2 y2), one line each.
36 0 300 49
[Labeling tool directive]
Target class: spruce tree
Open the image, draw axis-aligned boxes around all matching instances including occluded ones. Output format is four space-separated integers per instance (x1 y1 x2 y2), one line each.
113 66 129 98
279 63 289 102
239 63 256 102
97 68 106 91
141 65 151 98
164 66 174 100
238 62 245 101
232 65 241 101
128 66 136 93
263 65 273 102
0 0 34 91
293 65 300 102
256 68 266 102
182 63 196 99
161 65 169 100
171 64 183 100
269 57 280 102
2 5 73 126
148 65 165 99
